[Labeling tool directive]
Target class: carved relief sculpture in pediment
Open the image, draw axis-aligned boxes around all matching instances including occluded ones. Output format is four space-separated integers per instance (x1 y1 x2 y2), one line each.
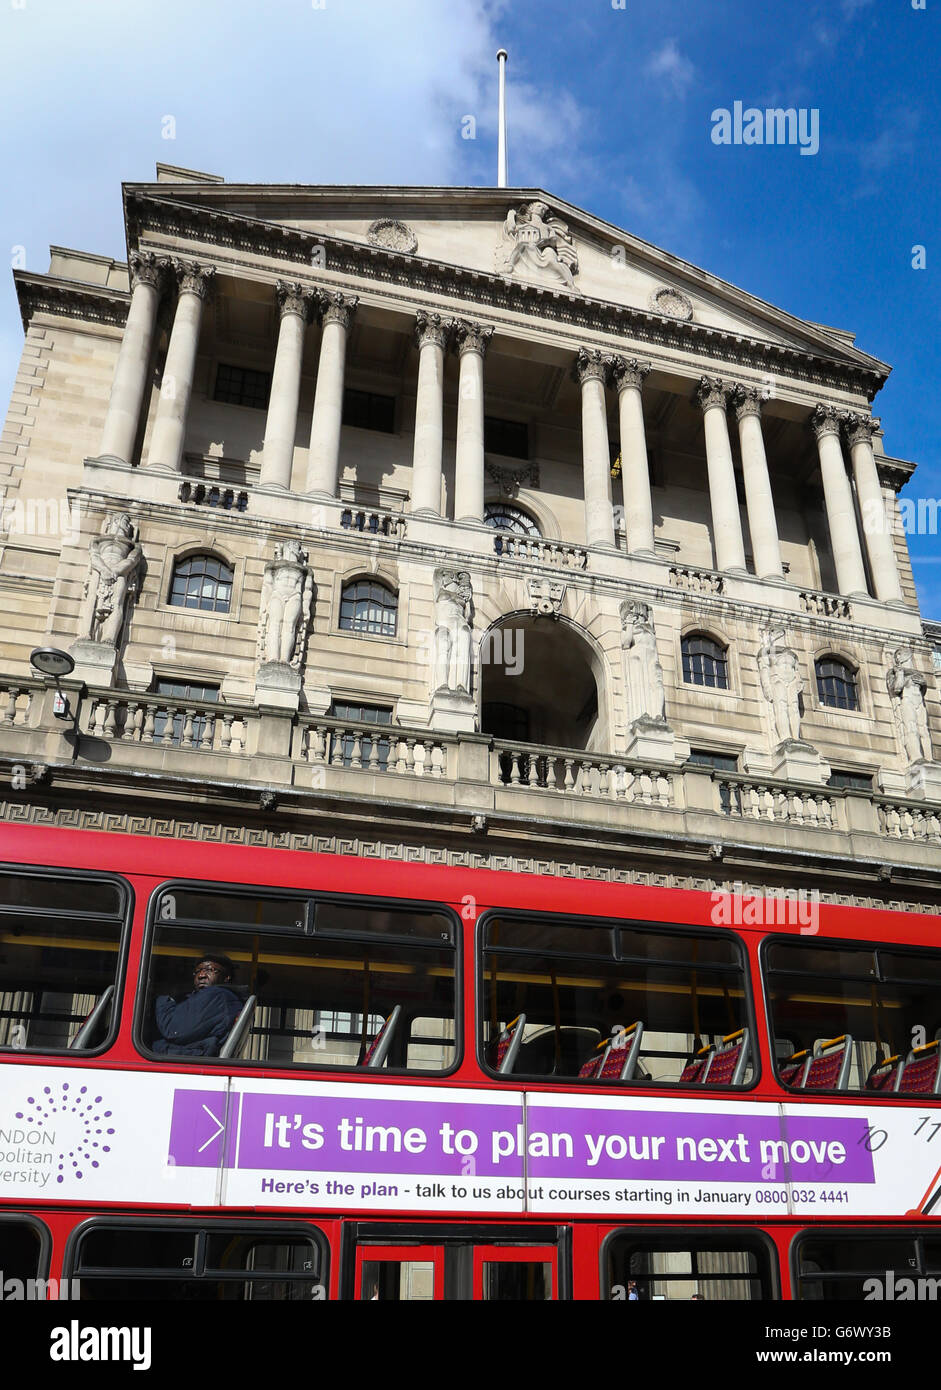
497 201 579 291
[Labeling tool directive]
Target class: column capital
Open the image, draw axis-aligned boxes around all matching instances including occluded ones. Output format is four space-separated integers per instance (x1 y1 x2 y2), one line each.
610 356 651 391
128 250 169 293
414 309 449 349
697 376 731 411
276 280 317 322
451 318 493 357
732 385 763 421
842 411 876 447
811 403 842 440
170 258 215 300
319 290 358 329
574 347 609 385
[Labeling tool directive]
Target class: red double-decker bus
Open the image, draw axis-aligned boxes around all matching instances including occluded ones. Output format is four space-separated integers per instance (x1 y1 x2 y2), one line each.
1 822 939 1302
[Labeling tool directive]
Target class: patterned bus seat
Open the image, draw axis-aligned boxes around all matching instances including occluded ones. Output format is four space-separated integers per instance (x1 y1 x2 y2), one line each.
703 1028 749 1086
897 1040 941 1095
779 1049 810 1087
803 1034 853 1090
680 1043 715 1085
867 1054 902 1092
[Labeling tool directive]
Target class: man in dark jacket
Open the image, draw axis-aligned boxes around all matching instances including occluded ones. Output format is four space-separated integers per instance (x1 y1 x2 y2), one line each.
153 954 242 1056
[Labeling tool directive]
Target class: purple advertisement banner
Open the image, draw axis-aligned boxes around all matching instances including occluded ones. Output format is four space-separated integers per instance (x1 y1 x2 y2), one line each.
168 1090 875 1186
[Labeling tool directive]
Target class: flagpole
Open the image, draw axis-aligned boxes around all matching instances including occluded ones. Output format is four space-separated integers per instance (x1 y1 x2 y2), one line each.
496 49 508 188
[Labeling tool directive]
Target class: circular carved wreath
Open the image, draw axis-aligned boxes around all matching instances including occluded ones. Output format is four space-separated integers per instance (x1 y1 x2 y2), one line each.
649 286 694 321
367 219 418 255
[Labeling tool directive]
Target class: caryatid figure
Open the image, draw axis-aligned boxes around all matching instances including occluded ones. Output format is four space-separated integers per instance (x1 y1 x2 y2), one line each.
758 626 804 744
620 600 666 724
257 539 315 669
433 569 473 694
887 647 934 764
78 512 143 647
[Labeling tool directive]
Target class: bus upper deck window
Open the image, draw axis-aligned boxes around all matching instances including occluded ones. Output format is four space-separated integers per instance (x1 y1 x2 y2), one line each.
0 869 128 1054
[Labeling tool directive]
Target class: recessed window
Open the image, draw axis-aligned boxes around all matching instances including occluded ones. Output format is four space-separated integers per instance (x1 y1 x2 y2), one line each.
342 388 396 433
484 502 540 536
169 555 234 614
816 658 859 711
327 702 393 769
339 579 397 637
213 363 270 410
827 769 873 791
688 749 738 772
484 416 529 460
682 634 729 690
152 680 220 748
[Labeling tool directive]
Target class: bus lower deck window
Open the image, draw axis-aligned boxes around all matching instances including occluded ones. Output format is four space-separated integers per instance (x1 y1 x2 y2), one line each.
605 1232 775 1300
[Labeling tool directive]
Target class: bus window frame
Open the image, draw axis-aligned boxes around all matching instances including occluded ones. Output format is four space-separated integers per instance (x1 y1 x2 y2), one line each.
599 1224 781 1302
62 1214 330 1296
475 906 760 1091
790 1226 941 1300
0 862 133 1060
0 1210 52 1283
760 932 941 1099
133 878 463 1077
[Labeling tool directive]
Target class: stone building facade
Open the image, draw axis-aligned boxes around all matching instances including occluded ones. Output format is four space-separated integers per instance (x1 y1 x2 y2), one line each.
0 164 938 909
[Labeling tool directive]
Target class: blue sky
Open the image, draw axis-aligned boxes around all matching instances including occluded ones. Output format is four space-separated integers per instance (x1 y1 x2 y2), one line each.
0 0 938 610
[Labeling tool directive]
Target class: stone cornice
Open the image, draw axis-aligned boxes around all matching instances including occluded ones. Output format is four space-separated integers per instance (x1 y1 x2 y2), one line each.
124 192 889 400
14 271 129 331
876 454 917 493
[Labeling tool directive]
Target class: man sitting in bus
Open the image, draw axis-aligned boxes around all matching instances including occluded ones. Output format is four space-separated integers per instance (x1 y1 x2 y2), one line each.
153 953 242 1057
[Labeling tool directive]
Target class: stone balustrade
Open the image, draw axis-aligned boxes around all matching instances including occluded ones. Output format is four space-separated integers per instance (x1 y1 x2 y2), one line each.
302 716 447 777
339 507 407 539
669 564 725 595
800 590 851 619
718 775 838 829
492 532 588 569
84 690 250 754
877 800 941 843
493 741 674 806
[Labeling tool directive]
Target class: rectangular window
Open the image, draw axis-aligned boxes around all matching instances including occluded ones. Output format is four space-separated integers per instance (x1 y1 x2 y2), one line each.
327 703 393 770
0 1218 46 1284
827 769 873 791
606 1232 775 1301
152 681 220 749
484 416 529 460
0 870 127 1054
141 886 456 1073
765 938 941 1094
71 1224 325 1301
688 749 739 772
795 1231 938 1300
342 388 396 433
213 363 271 410
481 914 751 1086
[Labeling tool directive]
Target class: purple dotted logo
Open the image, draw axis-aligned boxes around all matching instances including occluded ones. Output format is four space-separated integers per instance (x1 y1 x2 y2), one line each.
15 1081 115 1184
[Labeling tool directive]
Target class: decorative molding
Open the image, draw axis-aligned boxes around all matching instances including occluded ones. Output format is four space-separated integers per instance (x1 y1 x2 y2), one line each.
698 376 731 411
528 576 565 617
648 286 693 321
610 356 651 391
414 309 450 350
732 385 763 421
275 279 317 322
367 218 418 255
128 250 169 293
843 411 876 448
451 319 493 357
14 272 130 331
574 346 608 384
170 258 215 300
811 402 842 440
484 460 540 495
319 289 358 329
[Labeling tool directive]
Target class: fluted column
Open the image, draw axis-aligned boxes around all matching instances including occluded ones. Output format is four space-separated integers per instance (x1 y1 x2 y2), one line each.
305 292 358 497
733 388 784 582
844 413 903 604
145 260 215 473
698 377 747 573
452 320 492 523
576 349 616 550
259 282 315 490
811 405 868 598
611 357 654 555
99 251 168 464
410 311 449 516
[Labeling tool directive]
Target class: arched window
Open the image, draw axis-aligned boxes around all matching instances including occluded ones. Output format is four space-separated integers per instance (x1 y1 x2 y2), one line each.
816 657 859 711
682 634 729 690
169 554 233 613
339 579 397 637
483 502 540 537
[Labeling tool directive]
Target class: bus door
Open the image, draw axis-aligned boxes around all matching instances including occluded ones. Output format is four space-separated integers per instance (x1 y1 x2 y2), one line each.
355 1243 445 1301
349 1226 565 1300
472 1244 557 1300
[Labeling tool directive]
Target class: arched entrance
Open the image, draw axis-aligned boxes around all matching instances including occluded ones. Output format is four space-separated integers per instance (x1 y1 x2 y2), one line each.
479 614 606 753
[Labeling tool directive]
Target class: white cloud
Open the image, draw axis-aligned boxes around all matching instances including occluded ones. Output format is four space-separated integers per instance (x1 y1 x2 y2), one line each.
645 39 697 98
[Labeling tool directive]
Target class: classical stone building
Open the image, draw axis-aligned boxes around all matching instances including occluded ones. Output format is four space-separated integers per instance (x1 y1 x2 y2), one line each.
0 163 939 909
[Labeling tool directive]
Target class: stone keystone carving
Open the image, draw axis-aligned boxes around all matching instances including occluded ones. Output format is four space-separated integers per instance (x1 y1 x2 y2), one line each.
76 512 143 648
256 539 315 670
528 577 565 619
758 625 804 745
620 600 666 724
499 201 579 291
433 569 473 694
887 646 933 764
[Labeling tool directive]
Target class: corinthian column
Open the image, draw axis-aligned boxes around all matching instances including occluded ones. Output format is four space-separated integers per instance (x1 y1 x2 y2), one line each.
259 282 315 491
452 320 492 523
576 348 616 549
99 251 167 465
611 356 654 555
305 292 357 497
410 311 449 516
698 377 747 574
811 405 868 598
732 387 784 582
844 413 903 604
145 260 215 473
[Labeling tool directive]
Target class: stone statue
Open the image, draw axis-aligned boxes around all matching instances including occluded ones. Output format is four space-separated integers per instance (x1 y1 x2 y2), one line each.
887 647 933 763
758 626 804 744
433 569 473 694
78 512 143 647
257 539 314 670
499 202 579 290
620 601 666 724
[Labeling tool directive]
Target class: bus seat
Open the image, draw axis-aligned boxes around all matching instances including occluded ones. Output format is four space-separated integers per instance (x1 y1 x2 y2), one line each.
680 1042 715 1085
779 1049 810 1086
703 1028 749 1086
803 1035 853 1090
897 1040 941 1095
493 1014 526 1074
362 1004 402 1068
219 994 257 1059
597 1021 645 1081
867 1054 903 1092
578 1038 609 1079
69 985 114 1050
